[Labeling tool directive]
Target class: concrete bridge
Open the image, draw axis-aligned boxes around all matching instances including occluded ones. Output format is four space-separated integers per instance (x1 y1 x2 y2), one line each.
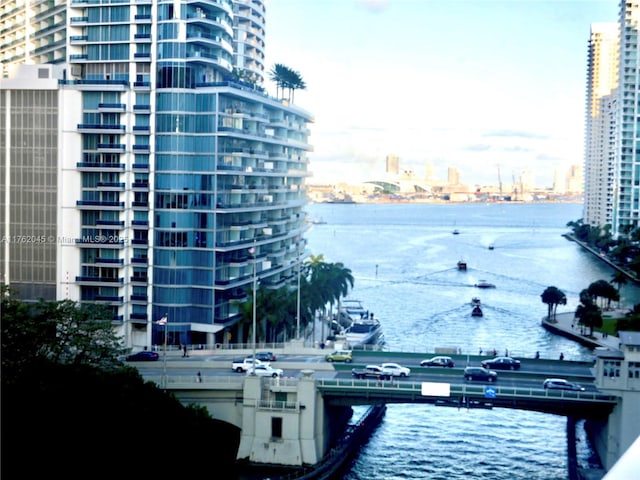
141 333 640 476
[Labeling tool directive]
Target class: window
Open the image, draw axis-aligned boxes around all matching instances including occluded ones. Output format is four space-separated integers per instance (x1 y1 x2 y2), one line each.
271 417 282 439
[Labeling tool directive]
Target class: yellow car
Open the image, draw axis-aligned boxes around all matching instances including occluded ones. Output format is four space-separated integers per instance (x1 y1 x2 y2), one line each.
325 349 353 363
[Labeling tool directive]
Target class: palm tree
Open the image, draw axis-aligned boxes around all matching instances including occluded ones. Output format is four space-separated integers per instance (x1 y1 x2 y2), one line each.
269 63 289 99
587 279 620 311
269 63 306 102
574 296 602 337
540 286 566 321
320 262 354 341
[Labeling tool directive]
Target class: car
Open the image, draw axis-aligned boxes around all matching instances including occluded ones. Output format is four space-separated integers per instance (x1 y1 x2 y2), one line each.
232 358 267 372
420 356 455 368
380 362 411 377
126 350 159 362
463 366 497 382
246 351 277 362
481 356 521 370
325 349 353 362
246 364 284 378
543 378 585 391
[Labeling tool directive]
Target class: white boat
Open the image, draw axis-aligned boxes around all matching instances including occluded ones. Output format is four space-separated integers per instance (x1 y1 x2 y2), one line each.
344 315 384 348
340 299 369 322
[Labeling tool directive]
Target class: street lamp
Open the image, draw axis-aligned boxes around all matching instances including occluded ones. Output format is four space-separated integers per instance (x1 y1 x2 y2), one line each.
250 240 257 374
296 240 301 340
157 313 168 388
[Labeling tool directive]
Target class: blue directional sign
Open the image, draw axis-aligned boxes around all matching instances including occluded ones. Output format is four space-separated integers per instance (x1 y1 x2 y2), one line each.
484 386 497 398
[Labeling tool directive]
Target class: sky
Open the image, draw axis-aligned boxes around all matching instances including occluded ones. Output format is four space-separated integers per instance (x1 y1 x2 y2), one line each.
263 0 619 188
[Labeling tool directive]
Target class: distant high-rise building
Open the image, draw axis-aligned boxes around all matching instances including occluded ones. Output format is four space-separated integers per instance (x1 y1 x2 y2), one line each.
447 166 460 186
583 22 619 227
386 154 399 175
566 165 584 194
1 0 313 349
425 161 434 181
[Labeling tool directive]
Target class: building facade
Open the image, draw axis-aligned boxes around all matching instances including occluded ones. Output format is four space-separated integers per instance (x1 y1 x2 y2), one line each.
1 0 314 350
583 22 619 228
611 0 640 235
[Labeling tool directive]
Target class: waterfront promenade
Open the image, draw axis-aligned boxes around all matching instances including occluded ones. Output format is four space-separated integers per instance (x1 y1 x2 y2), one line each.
542 310 623 352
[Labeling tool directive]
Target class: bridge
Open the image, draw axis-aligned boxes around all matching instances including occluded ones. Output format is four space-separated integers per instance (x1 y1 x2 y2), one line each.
136 335 640 476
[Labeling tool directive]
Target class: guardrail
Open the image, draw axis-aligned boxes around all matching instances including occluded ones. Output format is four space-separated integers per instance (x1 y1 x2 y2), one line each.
316 378 619 404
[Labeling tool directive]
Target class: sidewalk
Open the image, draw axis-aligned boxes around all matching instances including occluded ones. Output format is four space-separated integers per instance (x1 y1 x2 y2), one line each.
541 311 621 351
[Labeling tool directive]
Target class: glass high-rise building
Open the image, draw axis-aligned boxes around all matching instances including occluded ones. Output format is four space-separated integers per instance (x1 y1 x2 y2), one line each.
612 0 640 235
1 0 314 350
583 22 619 228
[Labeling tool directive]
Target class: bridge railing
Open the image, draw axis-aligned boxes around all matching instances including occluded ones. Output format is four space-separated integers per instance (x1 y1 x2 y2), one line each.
315 378 619 403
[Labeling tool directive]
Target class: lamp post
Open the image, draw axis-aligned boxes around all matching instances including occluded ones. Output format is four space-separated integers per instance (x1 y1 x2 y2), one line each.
296 240 301 340
157 314 168 388
250 240 257 374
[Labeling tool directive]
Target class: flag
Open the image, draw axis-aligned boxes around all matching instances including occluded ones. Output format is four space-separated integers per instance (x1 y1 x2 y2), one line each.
157 315 167 325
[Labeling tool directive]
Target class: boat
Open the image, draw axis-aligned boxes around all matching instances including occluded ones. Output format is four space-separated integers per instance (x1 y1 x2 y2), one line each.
339 299 369 322
457 260 467 270
471 297 481 306
471 305 483 317
488 244 495 250
452 229 460 235
475 280 496 289
343 313 384 348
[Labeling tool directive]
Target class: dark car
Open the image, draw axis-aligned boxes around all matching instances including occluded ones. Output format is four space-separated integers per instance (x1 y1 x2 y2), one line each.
464 366 497 382
543 378 585 391
420 356 455 368
126 350 159 362
247 352 277 362
481 356 521 370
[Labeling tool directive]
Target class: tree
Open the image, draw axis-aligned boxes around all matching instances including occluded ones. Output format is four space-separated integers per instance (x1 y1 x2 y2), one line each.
587 279 620 311
269 63 307 102
611 270 628 294
540 286 567 321
1 289 126 383
574 300 602 337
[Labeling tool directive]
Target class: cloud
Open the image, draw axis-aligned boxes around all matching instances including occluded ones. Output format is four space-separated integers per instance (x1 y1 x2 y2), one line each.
355 0 391 14
483 130 551 140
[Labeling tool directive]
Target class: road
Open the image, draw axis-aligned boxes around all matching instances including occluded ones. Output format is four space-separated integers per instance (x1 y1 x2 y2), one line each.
129 350 597 392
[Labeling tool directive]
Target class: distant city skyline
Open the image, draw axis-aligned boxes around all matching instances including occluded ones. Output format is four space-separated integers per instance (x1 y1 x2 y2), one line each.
265 0 618 187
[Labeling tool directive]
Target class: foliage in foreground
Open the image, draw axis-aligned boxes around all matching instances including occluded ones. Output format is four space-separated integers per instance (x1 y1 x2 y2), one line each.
1 290 240 478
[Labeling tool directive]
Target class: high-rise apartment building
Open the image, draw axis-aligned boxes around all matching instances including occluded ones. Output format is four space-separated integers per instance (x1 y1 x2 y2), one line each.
583 22 619 228
1 0 314 350
612 1 640 235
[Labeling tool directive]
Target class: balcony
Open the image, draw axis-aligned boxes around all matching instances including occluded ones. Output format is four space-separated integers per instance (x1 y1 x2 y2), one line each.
76 276 124 285
76 162 125 172
77 124 125 134
98 103 126 112
97 143 126 153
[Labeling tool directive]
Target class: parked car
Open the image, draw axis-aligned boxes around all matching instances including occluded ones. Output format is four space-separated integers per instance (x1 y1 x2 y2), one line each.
543 378 585 391
126 350 159 362
325 350 353 362
246 364 284 378
380 362 411 377
420 356 455 368
481 356 521 370
246 352 277 362
463 366 497 382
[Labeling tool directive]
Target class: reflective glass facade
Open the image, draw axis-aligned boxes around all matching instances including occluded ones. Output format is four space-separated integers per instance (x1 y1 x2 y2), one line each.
2 0 313 350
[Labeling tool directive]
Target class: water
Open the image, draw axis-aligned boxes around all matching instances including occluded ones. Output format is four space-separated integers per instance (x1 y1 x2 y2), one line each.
300 202 640 480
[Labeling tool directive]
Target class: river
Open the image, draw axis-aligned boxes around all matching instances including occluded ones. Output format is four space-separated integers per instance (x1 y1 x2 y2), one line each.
298 202 640 480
